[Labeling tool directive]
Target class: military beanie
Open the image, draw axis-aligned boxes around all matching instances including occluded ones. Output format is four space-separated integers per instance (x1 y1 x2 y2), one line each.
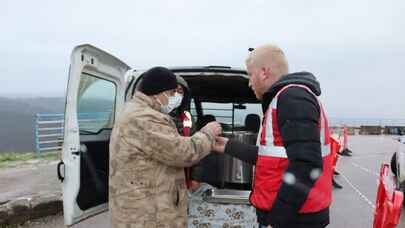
139 66 177 95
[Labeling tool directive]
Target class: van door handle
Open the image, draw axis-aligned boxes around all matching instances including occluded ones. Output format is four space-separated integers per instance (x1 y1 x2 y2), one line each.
57 160 65 182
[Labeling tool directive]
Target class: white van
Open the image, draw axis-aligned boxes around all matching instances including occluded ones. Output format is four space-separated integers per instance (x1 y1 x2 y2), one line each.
57 44 262 226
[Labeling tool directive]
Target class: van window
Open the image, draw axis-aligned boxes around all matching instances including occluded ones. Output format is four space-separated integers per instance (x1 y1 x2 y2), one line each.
77 73 116 133
190 98 198 117
201 102 261 129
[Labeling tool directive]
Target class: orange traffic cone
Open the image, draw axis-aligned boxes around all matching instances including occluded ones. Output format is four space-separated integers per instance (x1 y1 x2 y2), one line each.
330 134 343 189
339 126 352 157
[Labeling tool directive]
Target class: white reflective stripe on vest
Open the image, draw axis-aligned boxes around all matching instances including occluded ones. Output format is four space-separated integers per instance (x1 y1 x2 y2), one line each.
321 145 331 156
183 119 192 128
258 145 287 158
183 111 192 128
257 84 331 159
258 144 331 158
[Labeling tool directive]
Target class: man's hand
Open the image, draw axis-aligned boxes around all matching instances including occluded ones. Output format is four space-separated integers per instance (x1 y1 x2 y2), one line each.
201 121 222 137
212 136 229 153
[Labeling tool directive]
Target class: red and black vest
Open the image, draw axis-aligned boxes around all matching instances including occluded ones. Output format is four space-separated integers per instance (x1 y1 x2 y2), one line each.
181 111 193 188
180 111 192 137
250 84 333 213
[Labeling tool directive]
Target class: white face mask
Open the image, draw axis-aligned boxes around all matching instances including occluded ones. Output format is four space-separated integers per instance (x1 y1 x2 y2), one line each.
158 92 183 114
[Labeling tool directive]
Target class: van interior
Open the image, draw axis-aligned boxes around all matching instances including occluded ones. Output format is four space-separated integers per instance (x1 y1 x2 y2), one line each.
74 70 260 210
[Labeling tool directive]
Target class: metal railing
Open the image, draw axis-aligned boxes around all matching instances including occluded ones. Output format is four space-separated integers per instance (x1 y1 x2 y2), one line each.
35 112 404 156
329 118 405 128
35 113 64 156
35 112 111 156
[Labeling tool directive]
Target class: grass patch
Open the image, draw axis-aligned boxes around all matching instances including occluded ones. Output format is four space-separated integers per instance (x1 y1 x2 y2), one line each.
0 152 59 168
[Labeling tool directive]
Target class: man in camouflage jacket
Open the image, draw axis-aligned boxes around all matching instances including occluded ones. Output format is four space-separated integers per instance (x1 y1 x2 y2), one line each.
109 67 222 228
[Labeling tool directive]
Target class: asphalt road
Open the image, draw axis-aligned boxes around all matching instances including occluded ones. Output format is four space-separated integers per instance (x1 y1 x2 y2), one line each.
329 135 405 228
12 135 405 227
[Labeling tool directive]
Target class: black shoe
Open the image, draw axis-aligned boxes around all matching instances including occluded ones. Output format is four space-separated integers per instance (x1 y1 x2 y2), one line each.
340 149 352 157
343 148 352 153
333 178 343 189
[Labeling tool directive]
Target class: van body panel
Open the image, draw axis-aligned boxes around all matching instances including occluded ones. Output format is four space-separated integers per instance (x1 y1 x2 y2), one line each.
62 44 130 226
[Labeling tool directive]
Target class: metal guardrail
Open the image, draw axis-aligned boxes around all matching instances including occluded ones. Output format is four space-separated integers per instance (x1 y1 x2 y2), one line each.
35 112 404 156
329 118 405 128
34 112 111 156
35 113 64 156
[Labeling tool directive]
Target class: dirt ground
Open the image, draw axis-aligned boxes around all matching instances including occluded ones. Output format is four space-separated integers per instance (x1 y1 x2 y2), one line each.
0 160 60 204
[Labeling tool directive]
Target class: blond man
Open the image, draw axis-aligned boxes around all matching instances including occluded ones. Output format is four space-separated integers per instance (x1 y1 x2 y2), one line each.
214 44 332 228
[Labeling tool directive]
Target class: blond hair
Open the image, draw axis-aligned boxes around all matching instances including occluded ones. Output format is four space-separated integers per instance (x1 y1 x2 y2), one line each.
245 44 289 77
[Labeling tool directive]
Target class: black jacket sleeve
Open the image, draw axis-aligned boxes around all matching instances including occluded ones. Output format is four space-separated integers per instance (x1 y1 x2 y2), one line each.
266 87 323 227
224 139 258 165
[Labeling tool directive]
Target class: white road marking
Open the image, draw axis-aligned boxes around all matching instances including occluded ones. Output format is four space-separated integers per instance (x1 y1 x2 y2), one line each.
351 162 380 177
340 172 376 209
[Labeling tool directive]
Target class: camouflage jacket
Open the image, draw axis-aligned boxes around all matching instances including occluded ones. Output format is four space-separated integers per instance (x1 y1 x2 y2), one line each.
109 92 215 228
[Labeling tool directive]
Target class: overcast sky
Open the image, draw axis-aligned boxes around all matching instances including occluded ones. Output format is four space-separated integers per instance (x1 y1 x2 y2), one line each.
1 0 404 118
